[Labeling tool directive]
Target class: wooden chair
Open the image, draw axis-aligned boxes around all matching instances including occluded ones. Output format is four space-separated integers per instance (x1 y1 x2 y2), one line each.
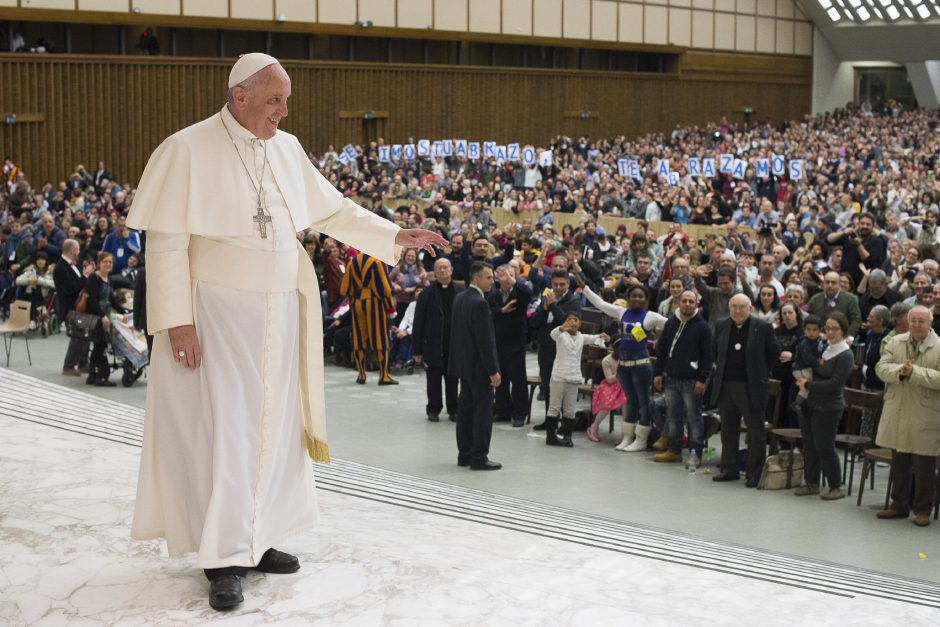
579 320 601 335
856 448 893 509
525 375 542 425
580 307 605 326
0 300 32 367
836 388 882 496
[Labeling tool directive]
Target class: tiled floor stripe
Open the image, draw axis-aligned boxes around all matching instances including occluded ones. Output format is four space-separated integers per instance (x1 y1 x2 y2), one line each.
2 367 939 609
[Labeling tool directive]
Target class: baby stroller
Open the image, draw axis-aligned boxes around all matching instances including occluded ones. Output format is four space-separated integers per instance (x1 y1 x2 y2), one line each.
108 312 149 387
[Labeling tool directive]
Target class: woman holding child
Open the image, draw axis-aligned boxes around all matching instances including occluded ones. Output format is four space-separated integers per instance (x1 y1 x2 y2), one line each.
793 312 855 501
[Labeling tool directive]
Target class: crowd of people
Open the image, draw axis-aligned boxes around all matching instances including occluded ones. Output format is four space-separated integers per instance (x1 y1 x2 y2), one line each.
2 99 939 522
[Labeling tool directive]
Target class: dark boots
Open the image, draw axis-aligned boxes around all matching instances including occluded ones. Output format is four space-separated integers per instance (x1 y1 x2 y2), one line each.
545 415 573 448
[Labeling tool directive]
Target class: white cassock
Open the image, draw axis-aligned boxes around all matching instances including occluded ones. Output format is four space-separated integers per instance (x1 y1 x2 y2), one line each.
127 105 400 568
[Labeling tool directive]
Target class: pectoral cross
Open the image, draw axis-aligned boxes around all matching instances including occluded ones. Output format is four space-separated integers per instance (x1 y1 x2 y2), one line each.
253 205 272 239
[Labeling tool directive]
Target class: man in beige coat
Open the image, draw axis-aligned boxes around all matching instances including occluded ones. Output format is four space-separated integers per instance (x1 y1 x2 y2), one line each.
874 306 940 527
127 53 445 610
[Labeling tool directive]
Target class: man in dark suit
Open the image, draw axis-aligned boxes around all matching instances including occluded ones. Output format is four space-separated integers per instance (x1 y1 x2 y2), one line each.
711 293 782 487
52 238 89 376
488 263 534 427
449 262 502 470
529 269 582 425
412 258 464 423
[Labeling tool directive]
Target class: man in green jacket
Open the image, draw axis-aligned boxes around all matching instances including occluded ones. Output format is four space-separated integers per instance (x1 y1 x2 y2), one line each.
806 271 862 337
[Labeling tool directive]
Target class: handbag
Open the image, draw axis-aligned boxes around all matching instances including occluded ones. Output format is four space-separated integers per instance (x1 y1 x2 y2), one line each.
74 289 89 314
757 451 804 490
65 309 104 342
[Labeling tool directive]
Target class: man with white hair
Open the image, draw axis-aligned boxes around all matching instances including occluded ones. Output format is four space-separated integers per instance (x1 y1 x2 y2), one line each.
710 294 781 487
875 306 940 527
127 53 445 610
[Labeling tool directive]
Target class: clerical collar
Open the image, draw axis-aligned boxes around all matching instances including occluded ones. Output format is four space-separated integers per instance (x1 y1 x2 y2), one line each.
221 105 261 143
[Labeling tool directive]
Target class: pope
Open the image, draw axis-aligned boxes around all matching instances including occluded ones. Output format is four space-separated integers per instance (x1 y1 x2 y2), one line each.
127 53 445 611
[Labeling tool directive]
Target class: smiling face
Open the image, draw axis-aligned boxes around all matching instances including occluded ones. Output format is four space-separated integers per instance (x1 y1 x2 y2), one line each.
229 65 291 140
627 287 648 310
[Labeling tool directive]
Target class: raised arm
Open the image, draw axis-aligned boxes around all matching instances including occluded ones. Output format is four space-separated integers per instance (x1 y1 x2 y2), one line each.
582 285 626 321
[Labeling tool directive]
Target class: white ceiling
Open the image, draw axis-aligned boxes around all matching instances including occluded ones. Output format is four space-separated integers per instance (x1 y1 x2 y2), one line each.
796 0 940 60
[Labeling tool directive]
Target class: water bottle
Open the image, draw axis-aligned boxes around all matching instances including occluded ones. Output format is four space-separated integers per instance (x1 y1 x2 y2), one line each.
688 452 697 476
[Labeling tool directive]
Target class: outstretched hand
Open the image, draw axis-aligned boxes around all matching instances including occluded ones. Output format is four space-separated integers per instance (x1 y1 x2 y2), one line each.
395 228 448 255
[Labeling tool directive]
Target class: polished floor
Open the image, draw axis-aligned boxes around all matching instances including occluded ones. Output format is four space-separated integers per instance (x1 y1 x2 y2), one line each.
1 332 939 624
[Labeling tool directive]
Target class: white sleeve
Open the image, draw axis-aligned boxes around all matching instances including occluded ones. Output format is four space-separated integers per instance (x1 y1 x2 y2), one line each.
145 231 194 333
401 302 416 334
583 286 626 321
643 311 668 330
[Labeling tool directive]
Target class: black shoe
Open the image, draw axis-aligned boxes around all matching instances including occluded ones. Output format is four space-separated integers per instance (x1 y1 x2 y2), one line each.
712 472 740 482
470 459 502 470
208 575 243 611
94 379 116 387
356 376 366 385
746 478 759 488
536 391 546 401
378 378 399 386
532 422 547 431
511 417 526 428
427 413 440 422
253 548 300 574
493 414 511 423
558 417 576 446
448 414 457 423
545 416 572 448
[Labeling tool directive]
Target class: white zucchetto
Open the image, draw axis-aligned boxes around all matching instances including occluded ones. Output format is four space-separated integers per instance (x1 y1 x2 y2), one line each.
228 53 280 89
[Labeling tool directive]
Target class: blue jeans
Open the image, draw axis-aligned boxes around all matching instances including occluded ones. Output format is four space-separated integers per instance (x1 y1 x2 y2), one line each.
617 363 653 426
665 378 704 456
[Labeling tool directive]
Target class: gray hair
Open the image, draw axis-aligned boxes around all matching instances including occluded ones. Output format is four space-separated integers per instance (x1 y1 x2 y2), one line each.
888 301 913 322
62 238 79 256
909 304 935 322
785 284 804 296
226 73 262 104
868 269 887 283
869 305 890 327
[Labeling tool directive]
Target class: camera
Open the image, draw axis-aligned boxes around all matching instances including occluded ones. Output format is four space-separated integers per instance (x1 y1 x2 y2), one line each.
905 268 917 281
759 224 776 237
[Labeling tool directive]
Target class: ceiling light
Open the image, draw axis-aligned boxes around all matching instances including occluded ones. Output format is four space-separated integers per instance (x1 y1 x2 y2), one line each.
817 0 833 7
848 0 861 6
844 8 855 16
857 5 871 17
917 2 932 15
827 6 843 18
911 0 921 5
903 5 914 16
878 0 891 6
873 6 884 16
886 4 901 16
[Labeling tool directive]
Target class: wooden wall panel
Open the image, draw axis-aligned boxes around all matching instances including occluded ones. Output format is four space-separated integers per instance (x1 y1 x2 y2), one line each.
0 53 810 185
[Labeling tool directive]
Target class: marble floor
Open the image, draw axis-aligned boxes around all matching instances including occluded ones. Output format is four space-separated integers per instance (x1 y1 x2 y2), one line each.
1 368 940 625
